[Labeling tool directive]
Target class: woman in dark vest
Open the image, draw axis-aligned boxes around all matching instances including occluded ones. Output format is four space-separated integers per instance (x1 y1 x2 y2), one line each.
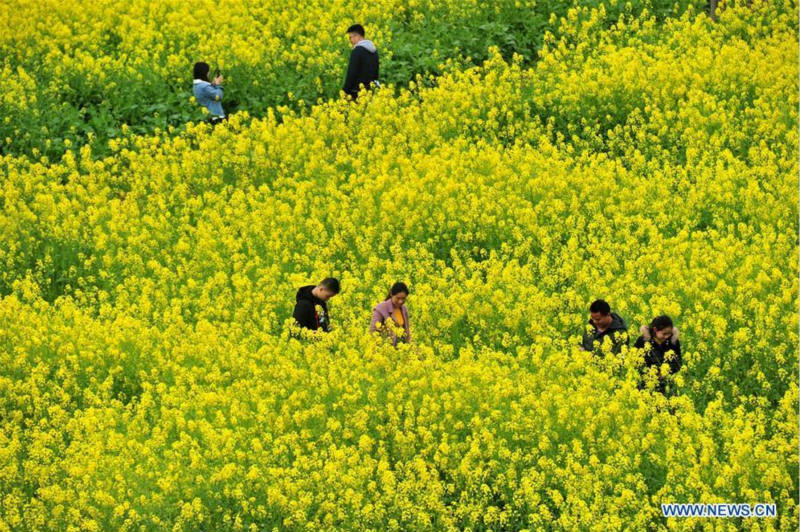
634 314 682 394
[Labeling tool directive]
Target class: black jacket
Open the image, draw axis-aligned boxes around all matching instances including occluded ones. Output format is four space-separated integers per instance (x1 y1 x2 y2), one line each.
634 326 682 374
343 41 379 98
581 312 629 354
293 285 330 332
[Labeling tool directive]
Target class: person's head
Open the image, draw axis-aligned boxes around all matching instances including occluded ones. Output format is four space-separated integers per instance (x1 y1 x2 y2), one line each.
589 299 613 329
650 315 674 343
385 282 409 307
193 62 210 82
346 24 365 46
313 277 341 301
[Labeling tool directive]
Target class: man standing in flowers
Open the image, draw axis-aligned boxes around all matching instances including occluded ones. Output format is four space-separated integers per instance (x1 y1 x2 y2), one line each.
343 24 380 99
293 278 340 332
580 299 629 354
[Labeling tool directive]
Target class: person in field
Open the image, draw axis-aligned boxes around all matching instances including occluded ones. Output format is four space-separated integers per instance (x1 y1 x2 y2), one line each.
580 299 629 354
293 277 340 332
370 282 411 346
634 314 682 393
192 61 226 124
343 24 380 100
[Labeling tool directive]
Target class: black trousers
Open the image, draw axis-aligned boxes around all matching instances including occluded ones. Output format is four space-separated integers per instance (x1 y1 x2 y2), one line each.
208 115 227 127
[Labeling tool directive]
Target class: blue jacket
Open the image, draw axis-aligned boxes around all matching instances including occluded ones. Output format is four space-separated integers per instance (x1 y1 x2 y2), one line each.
193 79 225 117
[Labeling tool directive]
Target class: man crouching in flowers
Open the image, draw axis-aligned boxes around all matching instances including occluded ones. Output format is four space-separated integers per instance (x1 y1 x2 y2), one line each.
580 299 629 355
291 277 340 336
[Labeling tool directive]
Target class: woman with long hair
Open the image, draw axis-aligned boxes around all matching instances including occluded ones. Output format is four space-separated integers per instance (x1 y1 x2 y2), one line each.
192 61 226 124
634 314 682 394
369 282 411 346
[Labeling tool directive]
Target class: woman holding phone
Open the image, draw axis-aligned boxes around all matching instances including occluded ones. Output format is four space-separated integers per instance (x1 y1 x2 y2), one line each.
192 62 226 124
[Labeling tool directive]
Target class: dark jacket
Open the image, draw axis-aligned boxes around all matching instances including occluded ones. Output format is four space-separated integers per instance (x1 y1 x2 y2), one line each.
581 312 629 354
634 325 682 381
343 40 379 98
293 285 331 332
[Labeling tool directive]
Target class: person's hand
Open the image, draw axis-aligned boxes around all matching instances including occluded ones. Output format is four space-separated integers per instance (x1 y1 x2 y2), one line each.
213 74 223 86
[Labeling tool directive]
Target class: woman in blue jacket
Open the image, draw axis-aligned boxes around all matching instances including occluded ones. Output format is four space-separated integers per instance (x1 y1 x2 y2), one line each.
192 62 225 124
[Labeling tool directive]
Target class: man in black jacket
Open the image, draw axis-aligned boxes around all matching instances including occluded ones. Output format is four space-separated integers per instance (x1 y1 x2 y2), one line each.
292 278 340 332
343 24 380 100
580 299 629 354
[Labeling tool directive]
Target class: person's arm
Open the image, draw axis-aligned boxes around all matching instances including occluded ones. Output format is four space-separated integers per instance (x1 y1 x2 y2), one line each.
203 83 224 102
343 48 361 95
370 307 399 342
609 329 628 354
633 335 645 349
369 307 383 333
669 340 682 374
293 300 316 330
580 331 594 351
320 306 331 332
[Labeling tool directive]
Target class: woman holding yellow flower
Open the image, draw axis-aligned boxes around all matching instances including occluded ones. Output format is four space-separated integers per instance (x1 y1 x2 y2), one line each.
369 282 411 346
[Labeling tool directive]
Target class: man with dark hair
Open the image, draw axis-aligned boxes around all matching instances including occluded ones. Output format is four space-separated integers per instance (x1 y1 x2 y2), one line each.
580 299 629 354
343 23 380 100
293 278 341 332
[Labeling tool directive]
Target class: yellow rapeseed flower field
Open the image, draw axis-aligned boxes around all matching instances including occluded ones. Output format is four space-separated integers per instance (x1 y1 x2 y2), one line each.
0 0 797 530
0 0 706 159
